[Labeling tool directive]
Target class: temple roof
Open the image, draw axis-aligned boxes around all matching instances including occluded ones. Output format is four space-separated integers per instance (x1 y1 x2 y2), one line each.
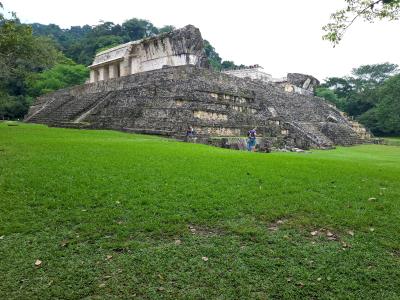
89 41 139 68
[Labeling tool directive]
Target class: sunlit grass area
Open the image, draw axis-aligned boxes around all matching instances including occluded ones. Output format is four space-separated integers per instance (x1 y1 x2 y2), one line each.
1 122 399 299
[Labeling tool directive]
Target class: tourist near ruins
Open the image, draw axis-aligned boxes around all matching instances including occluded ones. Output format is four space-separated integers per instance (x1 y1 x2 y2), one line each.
25 25 371 151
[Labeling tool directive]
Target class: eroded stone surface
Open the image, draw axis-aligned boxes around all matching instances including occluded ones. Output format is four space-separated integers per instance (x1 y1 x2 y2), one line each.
25 65 369 150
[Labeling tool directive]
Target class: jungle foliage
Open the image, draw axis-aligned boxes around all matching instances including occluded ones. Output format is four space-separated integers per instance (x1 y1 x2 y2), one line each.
316 63 400 136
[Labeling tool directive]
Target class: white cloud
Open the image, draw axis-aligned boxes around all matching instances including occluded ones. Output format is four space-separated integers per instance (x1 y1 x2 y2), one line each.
3 0 400 80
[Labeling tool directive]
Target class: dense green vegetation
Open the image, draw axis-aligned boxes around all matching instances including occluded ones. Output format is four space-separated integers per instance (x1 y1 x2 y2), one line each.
27 58 89 97
0 6 89 120
316 63 400 136
1 123 399 299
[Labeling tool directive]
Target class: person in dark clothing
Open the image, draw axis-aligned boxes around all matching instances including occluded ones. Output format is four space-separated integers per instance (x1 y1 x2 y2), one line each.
247 128 257 151
186 126 195 137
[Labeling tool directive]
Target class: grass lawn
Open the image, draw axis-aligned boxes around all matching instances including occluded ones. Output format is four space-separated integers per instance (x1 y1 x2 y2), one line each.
383 137 400 146
1 122 400 299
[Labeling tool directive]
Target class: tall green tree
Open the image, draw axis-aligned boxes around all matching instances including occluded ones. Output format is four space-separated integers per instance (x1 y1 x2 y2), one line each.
159 25 176 34
0 4 62 119
121 18 159 41
203 40 222 70
315 87 346 110
359 74 400 135
318 63 400 135
351 63 398 84
27 59 89 97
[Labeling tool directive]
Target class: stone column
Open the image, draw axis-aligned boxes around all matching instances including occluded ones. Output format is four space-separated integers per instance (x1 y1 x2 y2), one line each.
98 67 105 81
103 65 109 81
109 64 118 79
90 70 96 83
119 61 128 77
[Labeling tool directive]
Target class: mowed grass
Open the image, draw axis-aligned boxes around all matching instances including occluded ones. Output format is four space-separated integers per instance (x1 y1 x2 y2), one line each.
0 122 399 299
384 137 400 146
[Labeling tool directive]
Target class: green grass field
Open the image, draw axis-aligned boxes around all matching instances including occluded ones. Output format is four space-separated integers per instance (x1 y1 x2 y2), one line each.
384 137 400 146
1 122 399 299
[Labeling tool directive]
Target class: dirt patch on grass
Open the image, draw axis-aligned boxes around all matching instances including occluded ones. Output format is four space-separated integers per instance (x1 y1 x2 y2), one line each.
391 250 400 258
267 218 289 231
310 228 340 241
188 224 225 237
309 228 353 249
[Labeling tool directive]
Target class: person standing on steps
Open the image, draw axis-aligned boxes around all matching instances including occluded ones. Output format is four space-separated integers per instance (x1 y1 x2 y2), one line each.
247 128 257 151
185 125 196 142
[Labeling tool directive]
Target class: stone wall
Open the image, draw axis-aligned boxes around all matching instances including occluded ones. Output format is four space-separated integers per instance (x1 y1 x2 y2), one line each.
25 65 369 150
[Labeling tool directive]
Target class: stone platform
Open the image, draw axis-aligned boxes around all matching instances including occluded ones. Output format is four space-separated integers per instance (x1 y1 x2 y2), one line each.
25 65 370 150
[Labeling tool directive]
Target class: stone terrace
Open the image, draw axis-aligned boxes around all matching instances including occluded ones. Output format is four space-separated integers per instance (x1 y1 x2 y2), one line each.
25 65 370 150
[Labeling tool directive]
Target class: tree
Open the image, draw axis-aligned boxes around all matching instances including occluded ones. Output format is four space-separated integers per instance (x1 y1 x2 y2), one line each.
351 62 398 84
323 0 400 45
27 59 89 97
315 87 346 110
0 4 62 119
318 63 400 135
221 61 236 70
121 18 158 41
321 77 354 98
359 74 400 135
203 40 222 70
159 25 175 34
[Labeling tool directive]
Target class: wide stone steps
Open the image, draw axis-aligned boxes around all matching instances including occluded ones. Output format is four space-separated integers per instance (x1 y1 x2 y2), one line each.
287 122 333 148
28 93 109 124
298 122 334 146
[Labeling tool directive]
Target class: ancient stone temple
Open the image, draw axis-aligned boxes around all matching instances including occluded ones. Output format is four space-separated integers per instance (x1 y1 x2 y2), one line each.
25 25 371 150
89 25 209 83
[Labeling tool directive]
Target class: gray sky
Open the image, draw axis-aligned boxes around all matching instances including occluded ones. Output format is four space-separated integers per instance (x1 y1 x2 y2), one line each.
3 0 400 81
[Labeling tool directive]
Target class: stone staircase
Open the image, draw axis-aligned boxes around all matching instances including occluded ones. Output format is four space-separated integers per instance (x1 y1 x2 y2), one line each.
286 122 334 148
319 122 364 145
349 120 372 140
26 92 111 125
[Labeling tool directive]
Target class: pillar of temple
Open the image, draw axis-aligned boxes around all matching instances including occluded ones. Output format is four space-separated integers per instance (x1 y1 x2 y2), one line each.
98 67 105 81
98 66 110 81
109 64 118 79
89 70 97 83
103 66 109 81
119 61 130 77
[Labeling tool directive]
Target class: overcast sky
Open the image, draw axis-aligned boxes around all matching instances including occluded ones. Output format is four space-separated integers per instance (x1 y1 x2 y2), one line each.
3 0 400 81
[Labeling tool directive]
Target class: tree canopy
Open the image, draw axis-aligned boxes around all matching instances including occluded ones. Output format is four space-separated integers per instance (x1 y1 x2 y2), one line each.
0 5 65 119
323 0 400 45
316 62 400 136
